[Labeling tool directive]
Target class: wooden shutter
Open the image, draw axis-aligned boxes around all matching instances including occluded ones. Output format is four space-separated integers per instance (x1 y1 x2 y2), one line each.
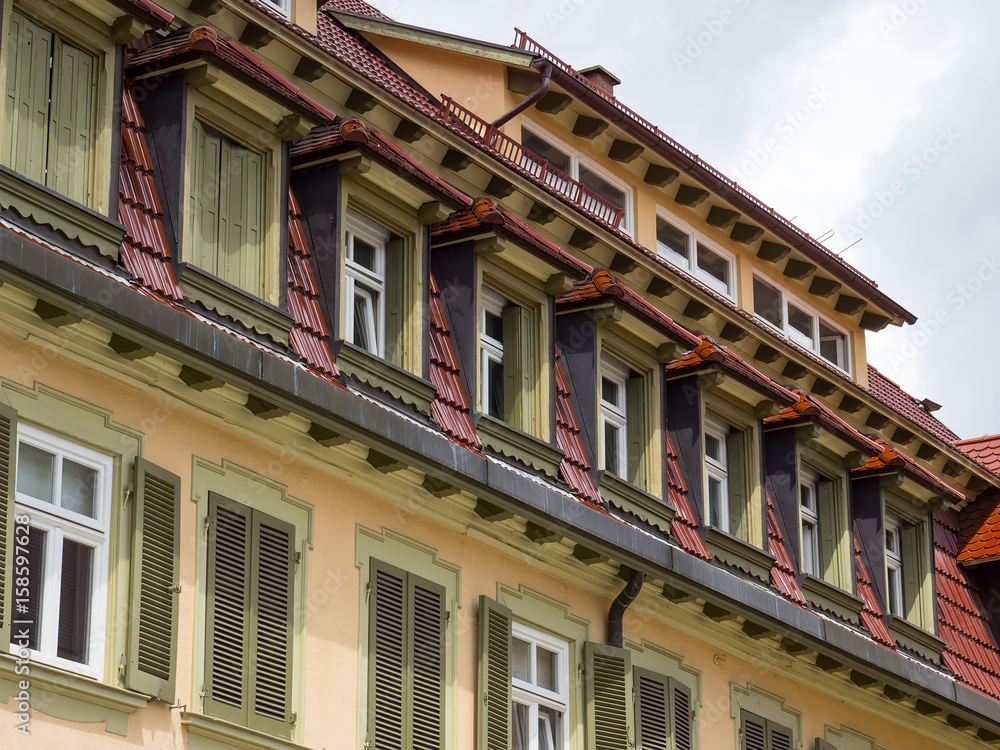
766 721 793 750
248 512 295 737
901 523 921 623
626 375 646 488
817 480 838 583
409 575 445 750
189 120 221 276
205 494 252 727
727 431 748 539
634 667 669 750
46 35 94 204
741 711 767 750
223 142 263 294
585 641 633 750
0 404 16 649
669 678 694 750
125 458 181 702
477 596 512 750
3 12 53 187
503 304 534 431
384 238 404 366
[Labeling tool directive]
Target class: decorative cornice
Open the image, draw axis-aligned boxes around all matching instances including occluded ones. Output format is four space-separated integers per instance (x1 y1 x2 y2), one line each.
706 527 777 583
477 413 563 479
337 341 437 417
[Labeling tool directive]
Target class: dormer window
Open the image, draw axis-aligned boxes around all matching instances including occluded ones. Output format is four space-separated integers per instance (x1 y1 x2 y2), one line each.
656 216 735 300
884 514 905 618
599 356 629 478
704 418 731 531
344 211 389 357
481 289 508 421
799 470 821 577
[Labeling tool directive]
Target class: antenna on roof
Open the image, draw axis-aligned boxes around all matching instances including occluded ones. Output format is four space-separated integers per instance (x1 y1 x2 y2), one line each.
837 238 862 256
816 229 834 244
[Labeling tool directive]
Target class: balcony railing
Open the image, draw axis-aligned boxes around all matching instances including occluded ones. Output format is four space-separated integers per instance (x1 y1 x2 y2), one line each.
439 95 624 229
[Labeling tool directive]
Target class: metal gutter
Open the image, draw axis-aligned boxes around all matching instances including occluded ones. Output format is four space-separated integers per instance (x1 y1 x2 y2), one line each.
493 60 552 129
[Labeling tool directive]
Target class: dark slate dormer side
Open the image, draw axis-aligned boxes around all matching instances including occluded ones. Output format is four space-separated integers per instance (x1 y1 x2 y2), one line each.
555 309 598 479
430 241 478 415
852 475 887 612
665 374 705 529
764 427 800 568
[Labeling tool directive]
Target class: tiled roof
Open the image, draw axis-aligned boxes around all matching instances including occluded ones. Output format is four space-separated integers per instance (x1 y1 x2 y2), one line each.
431 198 592 280
936 510 1000 700
665 422 711 561
126 27 336 125
853 437 964 504
429 273 481 449
956 434 1000 474
765 386 882 453
854 539 895 648
554 348 601 505
291 118 472 209
118 80 182 302
955 489 1000 564
107 0 173 29
557 270 702 349
287 186 338 376
867 366 958 443
323 0 391 20
766 491 808 607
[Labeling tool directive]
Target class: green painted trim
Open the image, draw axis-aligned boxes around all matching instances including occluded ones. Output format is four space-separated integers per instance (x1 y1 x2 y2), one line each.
801 574 863 627
599 472 674 533
182 712 313 750
0 654 147 736
0 163 124 260
886 614 945 665
705 527 776 584
338 341 436 417
179 264 293 345
729 683 802 750
477 413 562 479
824 724 883 750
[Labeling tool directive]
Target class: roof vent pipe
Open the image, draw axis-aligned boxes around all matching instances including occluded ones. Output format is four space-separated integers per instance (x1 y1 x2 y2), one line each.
492 60 553 129
607 567 645 648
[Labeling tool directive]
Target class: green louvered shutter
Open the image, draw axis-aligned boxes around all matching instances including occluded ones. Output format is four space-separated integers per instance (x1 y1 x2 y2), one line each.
369 560 407 750
384 239 404 367
409 575 445 750
741 712 766 750
766 721 792 750
4 13 53 187
901 523 921 623
585 641 632 750
205 494 252 726
249 512 295 738
0 404 16 649
477 596 512 750
669 678 694 750
626 375 646 488
502 305 523 429
726 431 748 540
634 667 669 750
817 480 838 583
190 121 221 276
225 142 263 295
125 458 181 702
46 35 94 204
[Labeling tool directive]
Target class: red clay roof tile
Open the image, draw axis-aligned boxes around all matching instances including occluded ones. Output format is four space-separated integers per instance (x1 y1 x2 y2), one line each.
955 490 1000 563
854 539 895 648
429 273 481 449
323 0 391 19
853 437 964 504
664 422 711 561
767 492 808 606
107 0 173 30
956 434 1000 475
867 366 958 443
555 348 601 506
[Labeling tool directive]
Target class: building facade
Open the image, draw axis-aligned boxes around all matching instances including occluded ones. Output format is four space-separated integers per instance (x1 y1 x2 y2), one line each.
1 0 1000 749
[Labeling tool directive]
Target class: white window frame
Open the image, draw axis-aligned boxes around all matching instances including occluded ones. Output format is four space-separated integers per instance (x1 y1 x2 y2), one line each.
799 468 821 577
257 0 290 18
751 273 850 372
655 212 737 301
521 122 634 237
344 210 389 358
480 288 507 420
599 356 629 478
703 415 730 533
885 514 904 618
11 424 112 680
512 621 570 750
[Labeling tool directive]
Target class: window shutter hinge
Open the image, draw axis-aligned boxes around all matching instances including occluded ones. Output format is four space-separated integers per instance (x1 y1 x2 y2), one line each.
365 581 373 607
118 655 126 681
292 550 301 565
124 484 134 507
204 514 214 537
289 711 297 726
444 609 451 622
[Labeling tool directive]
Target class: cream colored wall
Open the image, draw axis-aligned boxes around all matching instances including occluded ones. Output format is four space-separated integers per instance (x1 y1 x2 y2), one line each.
0 331 954 748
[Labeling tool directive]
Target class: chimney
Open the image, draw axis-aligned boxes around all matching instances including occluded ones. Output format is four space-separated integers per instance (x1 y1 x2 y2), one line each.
578 65 621 97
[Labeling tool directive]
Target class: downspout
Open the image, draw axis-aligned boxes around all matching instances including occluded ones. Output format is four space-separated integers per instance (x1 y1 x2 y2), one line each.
492 59 553 129
607 568 645 648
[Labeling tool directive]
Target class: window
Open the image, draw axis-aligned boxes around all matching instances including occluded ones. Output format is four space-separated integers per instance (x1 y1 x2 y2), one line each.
884 514 904 619
482 289 507 421
480 287 538 432
3 10 95 205
205 493 296 738
799 470 821 577
656 217 735 300
344 211 389 357
258 0 290 18
752 276 849 371
188 120 266 296
600 357 629 479
512 623 570 750
740 711 792 750
704 416 749 539
12 425 111 679
634 666 695 750
522 126 633 235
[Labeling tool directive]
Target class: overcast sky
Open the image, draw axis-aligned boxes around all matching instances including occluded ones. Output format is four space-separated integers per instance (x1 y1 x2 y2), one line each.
368 0 999 440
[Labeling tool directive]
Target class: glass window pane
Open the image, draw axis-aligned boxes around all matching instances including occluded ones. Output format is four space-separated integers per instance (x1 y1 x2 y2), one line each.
61 459 97 518
753 277 782 328
800 484 816 512
485 311 504 342
353 286 379 354
578 165 625 211
656 218 688 260
513 637 530 682
536 647 557 692
708 477 722 527
17 443 55 503
539 707 562 750
488 358 505 420
512 702 530 750
523 131 571 173
787 304 815 346
705 434 721 462
601 376 619 406
22 526 46 652
819 321 845 367
351 236 377 272
57 539 94 663
605 422 620 476
696 243 730 289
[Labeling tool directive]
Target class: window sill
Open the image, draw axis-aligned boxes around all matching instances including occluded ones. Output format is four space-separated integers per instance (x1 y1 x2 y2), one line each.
178 264 294 346
801 574 863 626
599 472 674 533
477 413 563 479
181 712 307 750
705 527 775 583
886 614 946 665
0 653 148 736
0 163 125 262
337 341 437 417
